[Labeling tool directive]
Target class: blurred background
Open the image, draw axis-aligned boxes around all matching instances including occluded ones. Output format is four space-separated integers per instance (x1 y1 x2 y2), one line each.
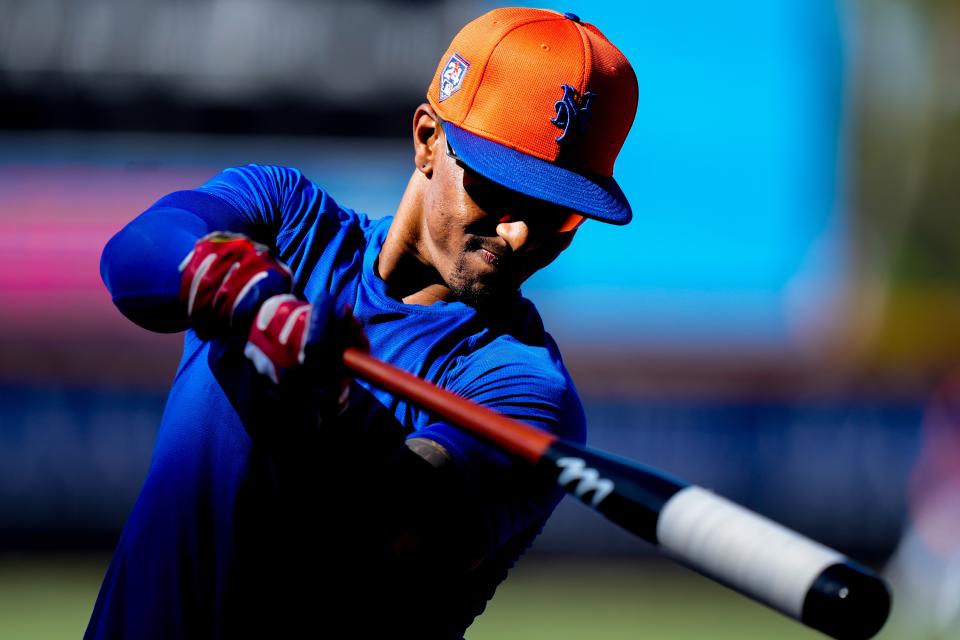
1 0 958 638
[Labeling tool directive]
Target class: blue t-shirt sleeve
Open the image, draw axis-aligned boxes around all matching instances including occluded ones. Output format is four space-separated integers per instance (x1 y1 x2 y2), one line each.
194 164 339 253
99 164 343 333
412 337 586 560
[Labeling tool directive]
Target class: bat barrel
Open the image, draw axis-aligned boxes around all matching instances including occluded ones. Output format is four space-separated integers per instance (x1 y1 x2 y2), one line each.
541 439 687 543
542 441 891 640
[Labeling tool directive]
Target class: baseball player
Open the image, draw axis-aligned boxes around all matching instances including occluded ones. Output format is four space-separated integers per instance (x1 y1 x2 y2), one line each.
86 8 637 639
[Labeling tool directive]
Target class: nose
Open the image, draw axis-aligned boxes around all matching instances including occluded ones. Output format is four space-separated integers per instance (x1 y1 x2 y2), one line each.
495 217 533 254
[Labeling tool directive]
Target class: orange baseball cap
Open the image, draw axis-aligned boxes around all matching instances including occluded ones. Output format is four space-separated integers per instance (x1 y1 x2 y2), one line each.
427 8 638 224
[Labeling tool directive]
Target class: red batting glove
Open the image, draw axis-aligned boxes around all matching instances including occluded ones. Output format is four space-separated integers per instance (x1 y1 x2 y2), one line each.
178 231 293 339
244 294 365 418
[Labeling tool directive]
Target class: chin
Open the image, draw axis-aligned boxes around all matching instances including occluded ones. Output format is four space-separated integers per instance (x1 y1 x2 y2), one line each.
448 254 524 308
452 279 519 309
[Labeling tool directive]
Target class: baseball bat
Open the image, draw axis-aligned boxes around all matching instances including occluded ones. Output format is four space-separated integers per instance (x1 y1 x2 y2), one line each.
342 347 891 640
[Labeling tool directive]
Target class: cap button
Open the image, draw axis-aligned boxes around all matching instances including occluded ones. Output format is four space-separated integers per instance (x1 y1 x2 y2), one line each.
562 12 581 22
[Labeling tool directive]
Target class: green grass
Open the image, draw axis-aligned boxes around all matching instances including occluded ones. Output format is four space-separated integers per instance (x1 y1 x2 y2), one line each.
0 554 107 640
471 559 840 639
0 554 921 639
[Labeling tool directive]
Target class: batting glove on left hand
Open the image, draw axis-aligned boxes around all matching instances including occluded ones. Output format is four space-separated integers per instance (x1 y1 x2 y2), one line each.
243 294 366 418
178 231 293 339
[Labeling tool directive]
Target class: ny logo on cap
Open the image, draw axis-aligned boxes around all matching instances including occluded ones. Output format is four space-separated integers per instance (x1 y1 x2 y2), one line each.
551 84 596 145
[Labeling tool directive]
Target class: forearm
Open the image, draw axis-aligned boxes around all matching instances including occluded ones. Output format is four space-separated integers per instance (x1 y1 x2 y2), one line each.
249 392 489 573
374 437 490 573
100 190 270 333
341 433 546 575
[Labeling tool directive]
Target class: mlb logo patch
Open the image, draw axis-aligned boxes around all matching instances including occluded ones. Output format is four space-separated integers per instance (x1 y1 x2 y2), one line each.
439 53 470 101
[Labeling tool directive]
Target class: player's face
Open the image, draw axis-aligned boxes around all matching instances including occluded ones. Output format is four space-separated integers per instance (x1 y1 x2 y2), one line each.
422 129 579 307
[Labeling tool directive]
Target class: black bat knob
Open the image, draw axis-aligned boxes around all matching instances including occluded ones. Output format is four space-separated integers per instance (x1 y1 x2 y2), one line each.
802 562 892 640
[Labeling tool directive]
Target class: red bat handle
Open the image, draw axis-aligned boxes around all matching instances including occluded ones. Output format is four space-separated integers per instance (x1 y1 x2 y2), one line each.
342 347 556 464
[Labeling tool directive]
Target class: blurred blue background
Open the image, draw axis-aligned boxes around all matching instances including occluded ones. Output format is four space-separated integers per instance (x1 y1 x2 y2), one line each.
1 0 958 638
515 1 847 350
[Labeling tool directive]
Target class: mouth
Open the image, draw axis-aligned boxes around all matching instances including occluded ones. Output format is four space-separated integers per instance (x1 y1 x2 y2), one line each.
465 235 509 267
478 247 503 267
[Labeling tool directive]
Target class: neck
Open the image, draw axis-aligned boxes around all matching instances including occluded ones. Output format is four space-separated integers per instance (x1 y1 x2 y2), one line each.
377 171 455 306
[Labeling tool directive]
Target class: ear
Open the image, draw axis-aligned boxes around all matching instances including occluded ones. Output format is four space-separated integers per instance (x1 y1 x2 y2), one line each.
412 104 440 178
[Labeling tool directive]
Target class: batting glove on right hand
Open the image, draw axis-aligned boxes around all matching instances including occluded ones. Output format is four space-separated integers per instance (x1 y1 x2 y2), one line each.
243 294 367 419
178 231 293 339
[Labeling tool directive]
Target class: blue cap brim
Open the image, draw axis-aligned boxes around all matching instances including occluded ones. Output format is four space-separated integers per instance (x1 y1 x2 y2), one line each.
442 121 632 225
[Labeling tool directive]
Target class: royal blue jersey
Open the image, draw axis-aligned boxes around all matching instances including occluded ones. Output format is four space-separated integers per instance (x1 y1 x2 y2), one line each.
88 164 586 639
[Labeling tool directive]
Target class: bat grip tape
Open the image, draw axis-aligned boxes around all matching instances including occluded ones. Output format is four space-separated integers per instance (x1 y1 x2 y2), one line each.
655 486 842 619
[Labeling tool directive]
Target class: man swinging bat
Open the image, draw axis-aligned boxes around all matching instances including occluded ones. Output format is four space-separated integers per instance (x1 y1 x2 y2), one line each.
87 8 637 639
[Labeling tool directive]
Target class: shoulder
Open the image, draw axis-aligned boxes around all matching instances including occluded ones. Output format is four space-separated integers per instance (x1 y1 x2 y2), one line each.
198 164 306 197
199 163 375 251
444 321 586 444
195 164 303 211
452 297 561 391
196 164 366 226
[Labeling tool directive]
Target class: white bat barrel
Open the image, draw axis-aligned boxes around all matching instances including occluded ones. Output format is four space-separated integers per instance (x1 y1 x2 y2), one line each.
656 486 890 640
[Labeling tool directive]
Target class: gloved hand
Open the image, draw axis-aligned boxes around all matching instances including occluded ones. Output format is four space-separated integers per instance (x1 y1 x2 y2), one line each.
178 231 293 339
243 294 367 419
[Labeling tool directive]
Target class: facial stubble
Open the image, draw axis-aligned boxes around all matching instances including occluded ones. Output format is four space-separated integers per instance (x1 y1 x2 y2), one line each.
448 237 518 309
